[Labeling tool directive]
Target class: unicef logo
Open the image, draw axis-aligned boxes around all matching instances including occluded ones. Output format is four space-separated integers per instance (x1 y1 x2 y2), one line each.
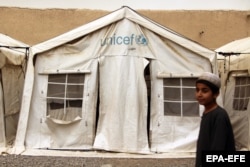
101 34 148 46
135 34 148 45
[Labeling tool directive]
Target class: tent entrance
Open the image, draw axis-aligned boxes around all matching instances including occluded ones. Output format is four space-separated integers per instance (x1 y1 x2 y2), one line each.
0 70 6 146
0 66 24 147
93 56 150 153
144 64 151 145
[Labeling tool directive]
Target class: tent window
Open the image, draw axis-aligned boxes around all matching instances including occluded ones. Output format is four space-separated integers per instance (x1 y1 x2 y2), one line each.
233 76 250 111
46 74 84 121
163 78 199 117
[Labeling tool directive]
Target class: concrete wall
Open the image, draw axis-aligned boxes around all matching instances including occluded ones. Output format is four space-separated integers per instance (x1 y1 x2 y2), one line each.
1 7 250 49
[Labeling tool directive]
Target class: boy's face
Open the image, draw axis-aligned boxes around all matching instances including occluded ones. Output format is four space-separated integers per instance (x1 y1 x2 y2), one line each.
195 83 218 106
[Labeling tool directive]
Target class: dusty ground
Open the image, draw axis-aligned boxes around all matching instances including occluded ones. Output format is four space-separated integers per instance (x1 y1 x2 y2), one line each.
0 155 194 167
0 149 195 167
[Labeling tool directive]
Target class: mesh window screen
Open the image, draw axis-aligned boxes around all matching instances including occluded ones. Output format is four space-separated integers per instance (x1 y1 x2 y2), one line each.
47 74 85 121
233 77 250 111
163 77 199 117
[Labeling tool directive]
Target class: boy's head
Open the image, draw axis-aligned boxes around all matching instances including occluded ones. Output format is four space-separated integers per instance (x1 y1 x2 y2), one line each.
196 72 221 94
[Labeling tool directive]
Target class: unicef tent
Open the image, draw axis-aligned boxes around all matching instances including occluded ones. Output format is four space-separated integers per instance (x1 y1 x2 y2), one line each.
216 37 250 150
14 6 218 155
0 34 28 152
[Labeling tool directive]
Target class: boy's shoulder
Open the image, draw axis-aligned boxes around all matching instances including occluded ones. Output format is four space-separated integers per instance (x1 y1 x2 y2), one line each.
212 106 230 118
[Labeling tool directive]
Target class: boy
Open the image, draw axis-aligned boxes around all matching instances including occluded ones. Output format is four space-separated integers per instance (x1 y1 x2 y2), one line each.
195 72 235 167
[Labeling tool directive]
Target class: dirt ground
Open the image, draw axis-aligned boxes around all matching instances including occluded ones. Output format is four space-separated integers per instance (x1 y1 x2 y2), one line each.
0 153 195 167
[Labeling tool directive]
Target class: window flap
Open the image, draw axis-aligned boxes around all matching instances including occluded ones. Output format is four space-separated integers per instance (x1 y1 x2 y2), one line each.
39 69 91 74
157 72 200 78
46 115 82 125
232 73 249 77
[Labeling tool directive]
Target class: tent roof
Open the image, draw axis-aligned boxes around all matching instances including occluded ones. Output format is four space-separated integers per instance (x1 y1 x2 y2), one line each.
216 37 250 72
216 37 250 60
216 37 250 53
0 33 28 66
32 6 214 61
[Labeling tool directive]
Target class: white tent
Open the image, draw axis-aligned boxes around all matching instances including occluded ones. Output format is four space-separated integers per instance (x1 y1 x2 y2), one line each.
0 34 28 152
14 6 218 154
216 37 250 150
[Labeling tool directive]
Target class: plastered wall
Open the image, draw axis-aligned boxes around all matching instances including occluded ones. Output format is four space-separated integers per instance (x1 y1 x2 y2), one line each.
0 7 249 49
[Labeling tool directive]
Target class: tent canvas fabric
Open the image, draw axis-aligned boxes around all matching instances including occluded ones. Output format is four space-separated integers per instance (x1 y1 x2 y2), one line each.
216 37 250 150
0 34 28 151
14 7 218 154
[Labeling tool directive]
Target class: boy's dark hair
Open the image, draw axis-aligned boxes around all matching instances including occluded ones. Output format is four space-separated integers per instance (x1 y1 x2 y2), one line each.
196 80 220 94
